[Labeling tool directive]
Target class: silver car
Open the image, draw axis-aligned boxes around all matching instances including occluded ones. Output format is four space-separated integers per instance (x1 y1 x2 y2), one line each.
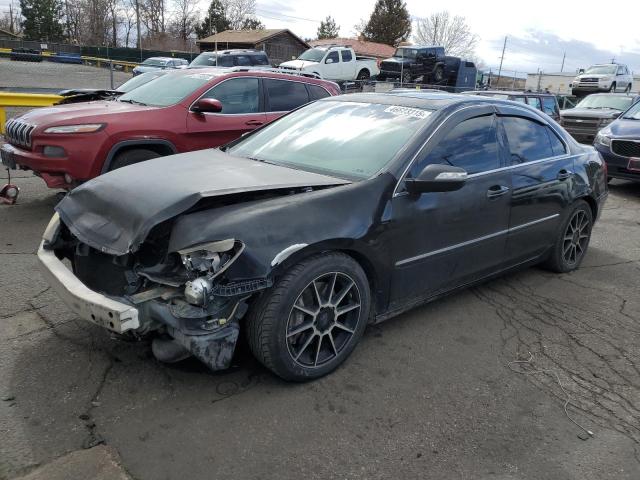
132 57 188 76
571 63 633 96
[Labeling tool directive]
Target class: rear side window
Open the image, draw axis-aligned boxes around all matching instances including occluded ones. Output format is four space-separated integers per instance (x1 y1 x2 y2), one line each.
203 77 260 114
413 115 500 176
501 116 555 164
541 97 558 116
510 96 526 104
308 84 330 100
265 79 310 111
252 54 269 66
341 50 352 62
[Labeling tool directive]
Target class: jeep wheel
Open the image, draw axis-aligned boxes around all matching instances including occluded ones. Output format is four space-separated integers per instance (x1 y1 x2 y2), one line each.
109 148 161 171
543 200 593 273
246 252 370 381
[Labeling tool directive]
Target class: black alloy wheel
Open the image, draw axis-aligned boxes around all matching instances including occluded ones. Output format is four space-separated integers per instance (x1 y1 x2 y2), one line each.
544 200 593 273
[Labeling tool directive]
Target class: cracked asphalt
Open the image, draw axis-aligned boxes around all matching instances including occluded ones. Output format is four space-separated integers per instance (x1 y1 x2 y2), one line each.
1 170 639 480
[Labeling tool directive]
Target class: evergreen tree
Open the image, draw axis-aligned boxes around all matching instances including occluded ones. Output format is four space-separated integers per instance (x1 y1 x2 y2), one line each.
196 0 231 38
317 16 339 40
19 0 64 42
362 0 411 46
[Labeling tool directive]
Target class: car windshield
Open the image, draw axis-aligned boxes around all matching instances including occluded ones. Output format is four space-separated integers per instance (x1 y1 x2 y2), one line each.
116 71 166 92
141 58 167 67
228 101 431 180
622 101 640 120
576 95 635 111
394 48 418 59
583 65 617 75
191 53 220 66
298 48 326 62
118 72 214 107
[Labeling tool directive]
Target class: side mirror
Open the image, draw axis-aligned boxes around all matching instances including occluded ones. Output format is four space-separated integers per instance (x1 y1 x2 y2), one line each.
612 111 622 119
405 164 468 195
325 58 334 64
578 68 585 74
192 98 223 113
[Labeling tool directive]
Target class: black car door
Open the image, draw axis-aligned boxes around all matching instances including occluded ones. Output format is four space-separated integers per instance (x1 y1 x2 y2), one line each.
388 105 512 307
496 105 575 264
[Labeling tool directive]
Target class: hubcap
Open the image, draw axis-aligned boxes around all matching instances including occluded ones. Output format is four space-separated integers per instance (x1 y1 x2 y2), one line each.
286 272 361 368
562 210 590 266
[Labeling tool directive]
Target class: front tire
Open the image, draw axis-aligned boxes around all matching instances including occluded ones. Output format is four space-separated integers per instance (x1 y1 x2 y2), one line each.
543 200 593 273
246 252 370 381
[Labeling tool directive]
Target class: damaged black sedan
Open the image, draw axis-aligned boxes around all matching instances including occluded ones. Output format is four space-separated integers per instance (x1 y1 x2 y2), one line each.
39 92 608 381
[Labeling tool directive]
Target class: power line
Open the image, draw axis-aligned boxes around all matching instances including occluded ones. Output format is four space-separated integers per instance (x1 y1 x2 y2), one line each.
255 8 322 24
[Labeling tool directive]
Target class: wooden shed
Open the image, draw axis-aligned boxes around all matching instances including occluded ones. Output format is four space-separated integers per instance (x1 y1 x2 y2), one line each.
197 29 310 66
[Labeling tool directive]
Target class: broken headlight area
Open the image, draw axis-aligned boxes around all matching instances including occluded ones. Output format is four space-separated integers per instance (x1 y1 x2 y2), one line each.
48 223 271 370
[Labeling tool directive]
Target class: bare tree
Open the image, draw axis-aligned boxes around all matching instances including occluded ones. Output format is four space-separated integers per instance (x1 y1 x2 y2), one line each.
119 0 136 47
0 1 23 34
223 0 256 30
169 0 199 46
413 11 479 58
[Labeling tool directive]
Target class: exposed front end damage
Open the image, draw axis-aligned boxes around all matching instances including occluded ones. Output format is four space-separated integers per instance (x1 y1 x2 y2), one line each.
39 213 272 371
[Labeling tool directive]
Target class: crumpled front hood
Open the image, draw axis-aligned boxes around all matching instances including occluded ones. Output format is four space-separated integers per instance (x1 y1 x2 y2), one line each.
55 149 350 256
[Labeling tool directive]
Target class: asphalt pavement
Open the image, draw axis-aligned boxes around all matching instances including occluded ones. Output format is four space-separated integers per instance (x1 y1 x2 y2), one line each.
1 170 639 480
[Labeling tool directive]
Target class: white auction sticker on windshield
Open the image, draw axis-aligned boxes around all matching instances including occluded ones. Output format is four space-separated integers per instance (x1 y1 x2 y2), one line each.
384 105 431 119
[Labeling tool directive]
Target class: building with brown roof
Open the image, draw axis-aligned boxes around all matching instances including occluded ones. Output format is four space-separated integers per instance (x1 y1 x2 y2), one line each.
309 37 395 65
197 29 309 66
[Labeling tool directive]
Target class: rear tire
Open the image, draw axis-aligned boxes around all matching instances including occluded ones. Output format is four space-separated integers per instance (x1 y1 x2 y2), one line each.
543 200 593 273
246 252 370 381
109 148 161 171
356 69 370 80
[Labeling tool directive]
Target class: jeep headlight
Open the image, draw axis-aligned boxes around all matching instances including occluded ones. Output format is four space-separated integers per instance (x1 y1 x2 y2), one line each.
44 124 105 134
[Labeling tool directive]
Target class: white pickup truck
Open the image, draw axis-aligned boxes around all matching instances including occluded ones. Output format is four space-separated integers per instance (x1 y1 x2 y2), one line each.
279 46 379 81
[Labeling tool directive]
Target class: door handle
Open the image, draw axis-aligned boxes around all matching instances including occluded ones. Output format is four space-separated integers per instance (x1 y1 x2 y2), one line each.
486 185 510 198
557 169 573 181
245 120 264 126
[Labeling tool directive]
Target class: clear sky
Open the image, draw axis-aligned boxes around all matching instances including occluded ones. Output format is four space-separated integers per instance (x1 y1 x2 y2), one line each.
2 0 639 74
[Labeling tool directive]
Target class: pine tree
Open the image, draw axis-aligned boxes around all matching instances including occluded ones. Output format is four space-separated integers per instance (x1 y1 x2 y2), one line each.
241 17 264 30
196 0 231 38
19 0 64 42
317 16 339 40
362 0 411 46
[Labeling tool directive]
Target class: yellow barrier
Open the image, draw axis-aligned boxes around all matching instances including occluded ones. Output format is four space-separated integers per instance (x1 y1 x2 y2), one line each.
0 92 63 134
80 56 139 73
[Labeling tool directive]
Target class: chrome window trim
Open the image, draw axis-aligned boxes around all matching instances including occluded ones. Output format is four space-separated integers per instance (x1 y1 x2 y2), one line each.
393 104 572 197
395 213 560 267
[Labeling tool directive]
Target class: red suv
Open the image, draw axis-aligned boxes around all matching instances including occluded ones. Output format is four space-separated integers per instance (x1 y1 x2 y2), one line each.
1 68 340 189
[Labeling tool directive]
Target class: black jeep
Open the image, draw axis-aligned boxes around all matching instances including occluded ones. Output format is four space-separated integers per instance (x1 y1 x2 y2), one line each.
379 46 459 84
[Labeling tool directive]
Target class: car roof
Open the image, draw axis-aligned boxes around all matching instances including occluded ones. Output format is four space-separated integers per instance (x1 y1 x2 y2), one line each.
328 91 525 111
145 57 176 61
198 49 265 55
158 66 337 86
465 90 555 97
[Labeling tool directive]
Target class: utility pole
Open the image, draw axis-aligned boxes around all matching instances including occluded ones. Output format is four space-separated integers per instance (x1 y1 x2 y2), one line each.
135 0 142 62
560 52 566 72
497 36 507 88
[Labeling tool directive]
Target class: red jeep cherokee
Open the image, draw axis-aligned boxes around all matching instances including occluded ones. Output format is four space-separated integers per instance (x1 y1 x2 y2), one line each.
1 68 340 189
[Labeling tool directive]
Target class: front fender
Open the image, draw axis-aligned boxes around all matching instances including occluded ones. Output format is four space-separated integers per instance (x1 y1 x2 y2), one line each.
167 173 396 285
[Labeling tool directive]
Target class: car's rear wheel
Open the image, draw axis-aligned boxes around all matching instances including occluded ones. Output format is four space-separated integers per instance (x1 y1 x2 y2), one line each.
109 148 161 171
543 200 593 273
356 69 370 81
246 252 370 381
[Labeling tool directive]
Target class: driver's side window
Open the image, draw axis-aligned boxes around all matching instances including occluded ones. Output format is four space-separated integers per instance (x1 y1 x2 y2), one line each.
201 77 260 114
326 51 339 64
408 115 500 178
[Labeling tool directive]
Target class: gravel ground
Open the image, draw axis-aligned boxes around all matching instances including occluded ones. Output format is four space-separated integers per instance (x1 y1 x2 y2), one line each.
0 58 131 92
0 171 639 480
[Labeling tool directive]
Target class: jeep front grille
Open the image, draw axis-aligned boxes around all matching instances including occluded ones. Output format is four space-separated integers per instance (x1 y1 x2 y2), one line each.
5 119 36 149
